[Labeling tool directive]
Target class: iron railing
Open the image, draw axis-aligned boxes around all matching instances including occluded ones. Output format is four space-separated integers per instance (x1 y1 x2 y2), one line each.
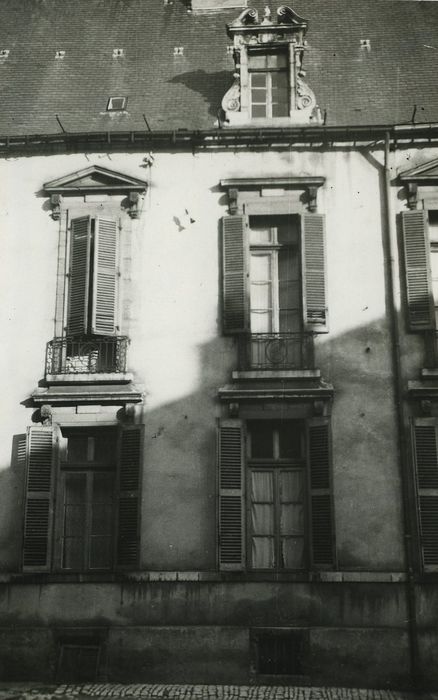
237 332 315 371
46 336 129 376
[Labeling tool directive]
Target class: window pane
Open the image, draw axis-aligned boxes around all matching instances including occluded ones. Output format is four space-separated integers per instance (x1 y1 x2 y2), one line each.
251 253 272 281
281 504 304 535
251 536 275 568
429 211 438 243
277 216 300 244
251 73 267 88
249 225 273 245
251 470 274 500
272 102 289 118
271 71 288 89
430 249 438 306
252 503 275 534
251 310 273 333
267 53 287 69
251 282 272 310
62 474 86 569
252 104 267 118
248 53 267 69
279 309 301 333
280 470 304 501
281 537 305 568
66 435 89 463
249 423 274 458
278 422 303 459
89 536 112 569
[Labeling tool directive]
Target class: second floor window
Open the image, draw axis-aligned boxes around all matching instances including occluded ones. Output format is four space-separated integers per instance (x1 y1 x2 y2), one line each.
67 216 119 337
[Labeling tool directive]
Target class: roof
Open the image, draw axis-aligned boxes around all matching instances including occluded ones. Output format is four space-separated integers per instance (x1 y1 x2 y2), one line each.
0 0 438 136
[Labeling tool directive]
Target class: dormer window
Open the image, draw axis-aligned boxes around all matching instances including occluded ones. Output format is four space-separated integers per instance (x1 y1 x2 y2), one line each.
107 96 127 112
248 48 289 119
221 5 322 127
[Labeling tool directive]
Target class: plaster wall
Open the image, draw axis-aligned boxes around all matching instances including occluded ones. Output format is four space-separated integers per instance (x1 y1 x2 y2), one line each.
0 147 403 574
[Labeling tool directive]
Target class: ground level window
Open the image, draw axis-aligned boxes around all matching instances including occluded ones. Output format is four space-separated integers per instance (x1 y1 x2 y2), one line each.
247 420 306 570
252 629 308 676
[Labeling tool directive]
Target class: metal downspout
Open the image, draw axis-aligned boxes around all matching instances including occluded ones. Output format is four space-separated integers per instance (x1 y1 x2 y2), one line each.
383 131 420 688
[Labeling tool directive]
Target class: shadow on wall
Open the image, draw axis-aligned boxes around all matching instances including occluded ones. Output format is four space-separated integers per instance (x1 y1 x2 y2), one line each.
167 71 231 119
0 308 425 575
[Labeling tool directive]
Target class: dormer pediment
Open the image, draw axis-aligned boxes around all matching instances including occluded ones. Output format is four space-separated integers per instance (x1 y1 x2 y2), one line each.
43 165 147 194
399 159 438 182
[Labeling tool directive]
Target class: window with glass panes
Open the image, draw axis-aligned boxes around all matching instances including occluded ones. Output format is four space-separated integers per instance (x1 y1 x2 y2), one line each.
429 211 438 327
247 420 306 570
249 214 302 334
248 49 289 119
56 428 117 571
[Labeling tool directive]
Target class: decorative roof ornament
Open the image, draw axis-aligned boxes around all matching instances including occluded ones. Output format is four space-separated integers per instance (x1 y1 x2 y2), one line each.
261 6 273 25
221 5 322 127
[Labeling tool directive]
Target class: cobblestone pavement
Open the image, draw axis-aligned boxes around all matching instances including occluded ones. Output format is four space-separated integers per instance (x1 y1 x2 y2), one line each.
0 685 435 700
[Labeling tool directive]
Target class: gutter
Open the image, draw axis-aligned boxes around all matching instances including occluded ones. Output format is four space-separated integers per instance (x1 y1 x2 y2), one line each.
2 121 438 154
383 131 421 689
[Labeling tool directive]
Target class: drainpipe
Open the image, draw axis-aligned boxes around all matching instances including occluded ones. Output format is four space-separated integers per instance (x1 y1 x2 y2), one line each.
383 131 420 689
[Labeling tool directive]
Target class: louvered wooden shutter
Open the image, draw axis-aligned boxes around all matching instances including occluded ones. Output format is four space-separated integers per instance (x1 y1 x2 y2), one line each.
218 419 245 570
23 426 57 572
402 210 434 331
67 216 92 335
116 425 143 568
92 217 119 336
413 418 438 571
222 215 249 334
302 214 328 332
307 418 335 568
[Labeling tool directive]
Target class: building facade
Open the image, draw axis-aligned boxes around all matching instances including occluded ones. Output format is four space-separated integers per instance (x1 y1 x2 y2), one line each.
1 0 438 689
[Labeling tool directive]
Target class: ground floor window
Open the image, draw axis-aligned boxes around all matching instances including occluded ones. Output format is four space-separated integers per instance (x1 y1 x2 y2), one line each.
247 420 305 570
23 423 143 573
218 416 335 572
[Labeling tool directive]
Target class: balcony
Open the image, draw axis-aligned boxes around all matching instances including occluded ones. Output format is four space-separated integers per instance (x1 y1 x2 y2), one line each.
46 336 130 382
237 332 315 371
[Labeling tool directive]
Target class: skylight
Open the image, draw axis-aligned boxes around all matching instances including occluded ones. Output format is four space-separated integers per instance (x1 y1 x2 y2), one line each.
107 96 128 112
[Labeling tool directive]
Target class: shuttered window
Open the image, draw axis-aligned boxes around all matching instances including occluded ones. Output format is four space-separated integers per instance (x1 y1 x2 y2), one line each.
23 426 57 572
412 418 438 571
23 425 143 573
222 212 327 335
401 210 434 331
67 216 119 336
218 417 335 571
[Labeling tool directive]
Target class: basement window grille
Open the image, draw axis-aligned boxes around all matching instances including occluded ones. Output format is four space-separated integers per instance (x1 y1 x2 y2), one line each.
252 629 308 676
56 635 103 682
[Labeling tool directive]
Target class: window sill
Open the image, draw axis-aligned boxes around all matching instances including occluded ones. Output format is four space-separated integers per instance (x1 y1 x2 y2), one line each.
45 372 134 385
232 370 321 381
421 368 438 379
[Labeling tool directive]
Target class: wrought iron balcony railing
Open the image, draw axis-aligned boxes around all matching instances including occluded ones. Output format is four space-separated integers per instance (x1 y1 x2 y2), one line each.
237 332 315 371
46 336 129 376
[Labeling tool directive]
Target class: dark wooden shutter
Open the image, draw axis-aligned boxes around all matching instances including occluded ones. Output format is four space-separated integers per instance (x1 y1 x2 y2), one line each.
307 418 335 568
67 216 92 335
218 419 245 570
23 426 57 572
92 217 119 336
402 210 434 330
301 213 328 332
222 215 249 334
116 425 143 568
413 418 438 571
